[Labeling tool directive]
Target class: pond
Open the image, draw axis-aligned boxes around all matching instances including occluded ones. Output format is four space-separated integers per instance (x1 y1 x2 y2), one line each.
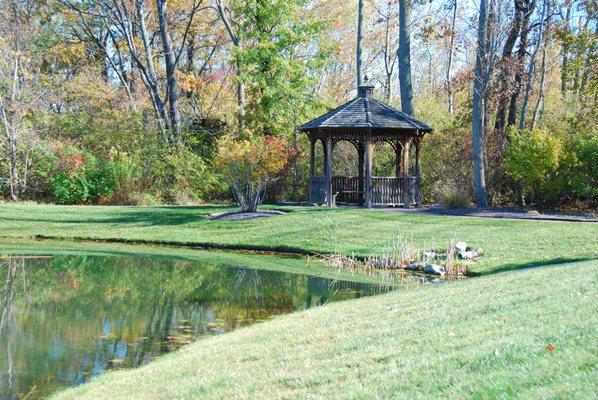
0 250 425 399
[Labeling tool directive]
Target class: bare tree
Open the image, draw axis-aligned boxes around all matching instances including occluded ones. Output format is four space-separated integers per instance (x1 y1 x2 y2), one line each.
519 0 547 128
506 0 535 127
372 0 399 102
493 0 524 133
472 0 494 207
357 0 365 86
215 0 245 127
446 0 458 114
68 0 204 147
397 0 413 115
0 0 40 201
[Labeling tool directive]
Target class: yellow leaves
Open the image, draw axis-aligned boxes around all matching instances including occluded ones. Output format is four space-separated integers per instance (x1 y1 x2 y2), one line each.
215 133 294 185
177 71 205 93
47 42 86 67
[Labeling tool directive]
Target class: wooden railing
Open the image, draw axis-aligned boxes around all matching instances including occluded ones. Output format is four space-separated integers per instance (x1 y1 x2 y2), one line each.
371 176 416 206
332 176 363 205
310 175 417 206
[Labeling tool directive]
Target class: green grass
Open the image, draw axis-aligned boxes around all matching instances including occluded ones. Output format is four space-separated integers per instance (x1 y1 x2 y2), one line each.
2 203 596 398
1 203 596 275
51 260 597 399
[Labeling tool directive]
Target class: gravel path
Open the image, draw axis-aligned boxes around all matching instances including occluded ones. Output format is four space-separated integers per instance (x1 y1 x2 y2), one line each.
383 206 597 222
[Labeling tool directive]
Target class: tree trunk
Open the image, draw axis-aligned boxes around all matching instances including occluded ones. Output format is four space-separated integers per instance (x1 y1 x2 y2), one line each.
157 0 182 146
561 2 573 95
472 0 489 208
532 45 547 127
493 0 523 132
519 0 546 129
397 0 413 116
216 0 245 128
356 0 364 86
507 0 534 128
446 0 457 114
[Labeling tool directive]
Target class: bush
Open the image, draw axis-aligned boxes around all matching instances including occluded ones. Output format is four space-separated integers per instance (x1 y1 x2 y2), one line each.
51 171 92 204
149 147 220 204
215 134 295 212
436 185 471 209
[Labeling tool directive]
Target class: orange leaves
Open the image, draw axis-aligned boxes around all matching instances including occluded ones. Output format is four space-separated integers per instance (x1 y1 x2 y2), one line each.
215 134 294 185
547 343 555 352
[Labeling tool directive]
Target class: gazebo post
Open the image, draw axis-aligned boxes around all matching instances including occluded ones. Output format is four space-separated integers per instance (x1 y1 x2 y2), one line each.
358 144 365 204
395 140 402 177
309 137 315 177
325 134 333 206
364 130 373 208
415 135 422 205
308 137 316 203
402 137 411 175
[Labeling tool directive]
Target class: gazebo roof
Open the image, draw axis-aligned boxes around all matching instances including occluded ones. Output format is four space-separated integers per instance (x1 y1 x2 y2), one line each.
299 85 433 133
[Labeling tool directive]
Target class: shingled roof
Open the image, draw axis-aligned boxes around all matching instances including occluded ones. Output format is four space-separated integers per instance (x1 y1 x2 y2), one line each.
299 85 433 133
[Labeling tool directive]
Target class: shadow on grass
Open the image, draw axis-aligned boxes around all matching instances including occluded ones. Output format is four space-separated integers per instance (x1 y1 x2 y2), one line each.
0 205 302 227
470 257 596 277
0 205 233 227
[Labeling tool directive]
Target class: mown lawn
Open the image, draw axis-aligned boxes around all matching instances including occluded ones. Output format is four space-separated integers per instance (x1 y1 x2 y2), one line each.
1 203 596 275
51 260 597 399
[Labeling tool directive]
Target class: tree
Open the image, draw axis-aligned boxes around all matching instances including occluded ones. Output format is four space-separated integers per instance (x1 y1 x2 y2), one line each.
472 0 492 207
519 0 547 128
220 0 328 137
0 0 43 201
372 0 399 102
215 135 295 212
63 0 205 148
397 0 413 115
357 0 365 86
446 0 458 114
215 0 245 126
493 0 525 133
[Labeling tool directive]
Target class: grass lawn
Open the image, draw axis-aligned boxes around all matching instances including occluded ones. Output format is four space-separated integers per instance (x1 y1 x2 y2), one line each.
2 203 596 398
1 203 596 275
51 259 597 399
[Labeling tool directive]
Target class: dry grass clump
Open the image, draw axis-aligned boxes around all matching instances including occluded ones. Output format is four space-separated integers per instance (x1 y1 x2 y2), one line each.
324 235 482 279
437 186 472 209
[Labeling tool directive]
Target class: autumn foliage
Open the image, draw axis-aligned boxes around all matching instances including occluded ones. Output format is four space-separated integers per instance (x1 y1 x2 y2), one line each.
215 134 296 212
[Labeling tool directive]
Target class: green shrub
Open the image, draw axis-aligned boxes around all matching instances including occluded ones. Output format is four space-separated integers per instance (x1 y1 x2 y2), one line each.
149 147 221 204
51 171 92 204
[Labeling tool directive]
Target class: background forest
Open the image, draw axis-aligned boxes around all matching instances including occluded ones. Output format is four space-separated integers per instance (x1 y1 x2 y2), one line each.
0 0 596 210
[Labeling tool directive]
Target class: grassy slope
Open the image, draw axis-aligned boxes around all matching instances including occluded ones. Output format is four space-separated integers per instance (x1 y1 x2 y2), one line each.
1 203 597 275
52 260 597 400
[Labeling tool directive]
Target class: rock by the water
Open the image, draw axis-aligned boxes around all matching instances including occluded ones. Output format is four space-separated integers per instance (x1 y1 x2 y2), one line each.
424 264 445 276
460 249 484 260
405 262 423 271
455 242 468 253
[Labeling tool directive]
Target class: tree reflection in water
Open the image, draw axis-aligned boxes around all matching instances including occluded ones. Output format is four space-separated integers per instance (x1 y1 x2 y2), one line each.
0 253 419 399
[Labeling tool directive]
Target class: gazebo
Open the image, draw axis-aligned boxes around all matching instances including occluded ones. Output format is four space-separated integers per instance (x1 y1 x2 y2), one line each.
299 81 433 208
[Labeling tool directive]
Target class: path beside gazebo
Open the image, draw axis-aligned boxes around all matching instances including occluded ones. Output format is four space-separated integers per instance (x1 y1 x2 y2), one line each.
382 205 598 222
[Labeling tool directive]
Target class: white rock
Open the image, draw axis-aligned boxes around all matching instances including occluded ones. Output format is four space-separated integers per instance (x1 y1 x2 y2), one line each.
455 242 468 252
424 264 445 276
461 249 484 260
405 262 423 271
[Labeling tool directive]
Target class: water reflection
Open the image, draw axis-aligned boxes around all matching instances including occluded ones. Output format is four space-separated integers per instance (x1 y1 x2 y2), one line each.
0 253 410 399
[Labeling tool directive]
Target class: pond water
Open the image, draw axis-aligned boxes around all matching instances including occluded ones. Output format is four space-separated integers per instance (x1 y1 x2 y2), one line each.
0 251 416 399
